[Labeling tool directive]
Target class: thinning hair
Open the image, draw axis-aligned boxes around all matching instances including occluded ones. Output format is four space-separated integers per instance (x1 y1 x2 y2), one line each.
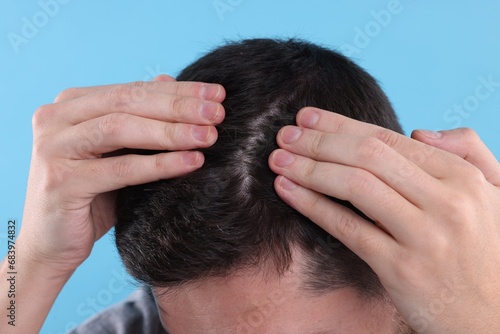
115 38 403 301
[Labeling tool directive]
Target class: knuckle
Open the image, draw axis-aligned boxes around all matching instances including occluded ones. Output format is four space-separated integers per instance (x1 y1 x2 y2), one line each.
174 82 182 96
452 162 487 191
107 85 145 111
391 160 419 184
46 164 68 190
302 159 320 180
325 111 346 133
373 128 401 148
392 254 421 287
112 156 133 180
309 133 327 159
354 233 381 257
32 135 52 157
459 127 480 145
53 87 78 103
32 104 55 129
441 189 471 218
345 169 375 196
127 80 147 89
162 123 178 148
356 137 386 161
305 192 322 213
408 145 435 165
171 95 188 115
426 231 452 257
154 154 167 172
334 211 358 239
464 165 487 187
43 159 77 192
108 86 131 110
99 113 127 136
377 192 403 214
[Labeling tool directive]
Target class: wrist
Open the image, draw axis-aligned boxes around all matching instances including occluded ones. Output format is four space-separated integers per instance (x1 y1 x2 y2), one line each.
13 233 77 281
0 239 75 333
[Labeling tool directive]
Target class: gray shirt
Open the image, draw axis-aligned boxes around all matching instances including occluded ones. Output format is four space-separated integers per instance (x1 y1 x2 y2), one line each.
69 287 168 334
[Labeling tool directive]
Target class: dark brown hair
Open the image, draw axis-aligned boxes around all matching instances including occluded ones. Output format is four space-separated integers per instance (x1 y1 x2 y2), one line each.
115 38 403 300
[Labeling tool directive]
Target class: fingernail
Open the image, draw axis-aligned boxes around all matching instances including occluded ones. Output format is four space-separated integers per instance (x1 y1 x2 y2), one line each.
200 102 220 121
281 127 302 144
200 84 221 100
273 150 295 167
183 151 201 166
417 129 442 139
301 109 319 128
192 126 210 141
279 176 297 191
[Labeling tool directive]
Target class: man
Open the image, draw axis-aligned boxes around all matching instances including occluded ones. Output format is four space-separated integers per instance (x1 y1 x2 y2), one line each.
1 39 499 333
111 38 409 333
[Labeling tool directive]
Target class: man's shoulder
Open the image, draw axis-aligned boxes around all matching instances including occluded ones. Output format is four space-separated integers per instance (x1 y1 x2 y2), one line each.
69 286 168 334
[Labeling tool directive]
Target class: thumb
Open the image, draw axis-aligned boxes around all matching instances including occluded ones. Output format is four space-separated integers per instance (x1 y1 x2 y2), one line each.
411 128 500 186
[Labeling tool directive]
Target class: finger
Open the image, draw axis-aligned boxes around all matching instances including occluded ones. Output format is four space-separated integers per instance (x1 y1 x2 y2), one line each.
152 74 176 82
90 192 118 241
295 107 459 177
56 87 225 126
269 149 422 242
412 128 500 186
54 113 218 158
53 80 225 104
276 126 440 207
64 151 204 196
273 175 398 271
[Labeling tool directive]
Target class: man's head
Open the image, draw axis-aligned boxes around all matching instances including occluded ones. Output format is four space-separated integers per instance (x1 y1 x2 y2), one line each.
115 38 412 333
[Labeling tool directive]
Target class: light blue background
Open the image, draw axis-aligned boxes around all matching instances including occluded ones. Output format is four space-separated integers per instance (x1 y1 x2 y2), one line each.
0 1 499 333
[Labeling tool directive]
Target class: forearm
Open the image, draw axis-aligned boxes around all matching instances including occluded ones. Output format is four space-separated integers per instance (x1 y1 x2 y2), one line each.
0 237 73 333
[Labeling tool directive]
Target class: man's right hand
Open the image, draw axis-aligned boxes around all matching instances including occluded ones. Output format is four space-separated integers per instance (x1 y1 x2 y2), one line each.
18 75 225 276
